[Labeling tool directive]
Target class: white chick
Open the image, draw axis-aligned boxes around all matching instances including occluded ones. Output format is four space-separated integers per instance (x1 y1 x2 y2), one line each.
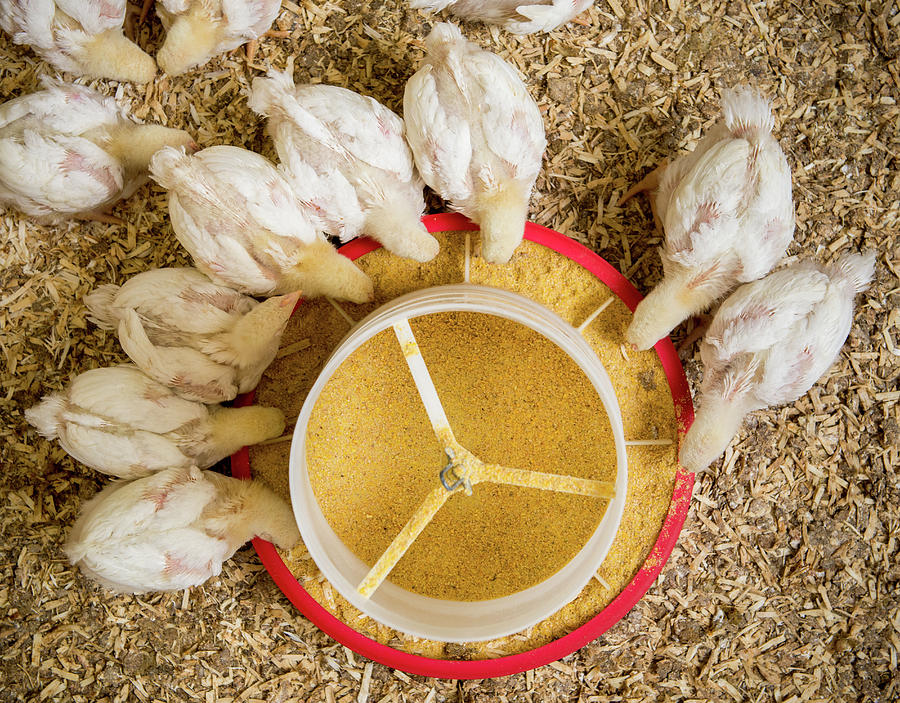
65 466 300 593
248 71 440 263
25 365 285 479
84 268 300 403
149 145 374 303
403 22 546 264
409 0 592 34
155 0 281 75
0 0 156 83
0 78 195 223
622 87 795 350
680 251 875 472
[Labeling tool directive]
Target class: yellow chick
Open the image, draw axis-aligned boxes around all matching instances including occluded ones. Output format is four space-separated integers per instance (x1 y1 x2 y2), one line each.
85 267 300 403
25 365 285 479
622 87 795 350
156 0 282 75
65 466 300 593
0 78 195 224
149 145 374 303
404 23 546 264
0 0 156 83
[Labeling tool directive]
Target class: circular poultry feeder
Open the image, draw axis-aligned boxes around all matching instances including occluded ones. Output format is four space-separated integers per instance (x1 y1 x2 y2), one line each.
231 213 695 678
291 283 629 642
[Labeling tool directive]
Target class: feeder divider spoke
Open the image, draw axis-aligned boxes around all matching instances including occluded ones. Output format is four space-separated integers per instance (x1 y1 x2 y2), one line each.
479 463 615 499
361 319 617 599
393 319 453 439
357 484 452 598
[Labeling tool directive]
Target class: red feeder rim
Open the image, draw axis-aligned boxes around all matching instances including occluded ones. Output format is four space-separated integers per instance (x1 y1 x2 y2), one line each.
231 212 695 679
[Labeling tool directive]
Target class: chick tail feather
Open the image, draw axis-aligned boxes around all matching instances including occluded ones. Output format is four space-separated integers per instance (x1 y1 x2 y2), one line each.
626 275 709 351
829 251 876 294
150 147 219 209
157 4 221 76
25 394 66 439
247 70 297 120
83 284 121 330
679 393 754 472
364 204 439 263
77 29 157 83
508 0 593 34
207 406 285 457
720 87 775 143
477 183 529 264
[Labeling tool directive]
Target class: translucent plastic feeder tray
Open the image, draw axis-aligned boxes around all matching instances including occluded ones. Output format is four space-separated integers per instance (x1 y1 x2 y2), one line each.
291 283 628 642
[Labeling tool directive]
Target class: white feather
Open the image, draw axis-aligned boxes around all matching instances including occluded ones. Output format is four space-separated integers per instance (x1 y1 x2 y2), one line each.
65 466 299 592
150 146 373 302
249 73 434 260
25 365 284 477
409 0 591 33
402 22 545 262
680 252 875 471
626 86 795 351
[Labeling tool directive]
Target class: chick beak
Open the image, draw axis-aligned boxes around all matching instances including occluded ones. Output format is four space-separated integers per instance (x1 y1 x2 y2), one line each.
280 290 303 310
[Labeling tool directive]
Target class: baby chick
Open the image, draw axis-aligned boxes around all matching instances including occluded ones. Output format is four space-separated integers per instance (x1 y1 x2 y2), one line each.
404 22 546 264
0 0 156 83
680 251 875 472
0 78 195 223
248 71 440 262
622 87 795 350
156 0 282 75
149 145 373 302
25 365 285 479
65 466 300 593
85 268 300 403
409 0 592 34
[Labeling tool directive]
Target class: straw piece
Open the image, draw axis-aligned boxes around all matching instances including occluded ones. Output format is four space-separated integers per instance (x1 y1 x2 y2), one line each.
275 338 311 358
326 297 356 326
577 297 614 333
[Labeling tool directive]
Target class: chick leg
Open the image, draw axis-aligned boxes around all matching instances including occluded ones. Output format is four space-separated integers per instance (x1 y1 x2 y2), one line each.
676 313 712 356
619 161 667 205
139 0 153 25
619 160 667 231
245 30 292 65
77 210 126 226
